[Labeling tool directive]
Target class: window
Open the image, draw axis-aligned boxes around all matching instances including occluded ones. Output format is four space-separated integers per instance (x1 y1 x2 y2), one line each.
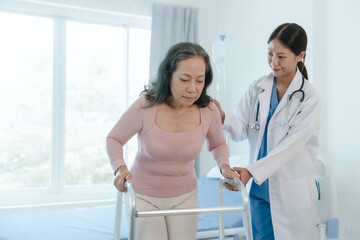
65 21 126 186
0 12 53 190
0 4 151 205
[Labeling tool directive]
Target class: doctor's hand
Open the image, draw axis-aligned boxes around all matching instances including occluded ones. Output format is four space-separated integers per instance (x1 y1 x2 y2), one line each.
114 165 132 193
233 167 252 186
220 164 241 191
211 99 225 124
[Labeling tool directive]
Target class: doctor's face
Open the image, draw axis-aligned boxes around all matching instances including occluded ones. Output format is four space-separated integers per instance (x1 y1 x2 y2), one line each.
168 56 206 108
267 39 304 82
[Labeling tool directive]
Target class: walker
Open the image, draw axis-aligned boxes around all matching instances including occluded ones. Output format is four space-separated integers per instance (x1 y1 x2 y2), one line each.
114 178 253 240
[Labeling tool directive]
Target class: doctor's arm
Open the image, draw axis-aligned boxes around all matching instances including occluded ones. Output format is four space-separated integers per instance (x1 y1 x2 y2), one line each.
247 93 320 185
216 82 258 142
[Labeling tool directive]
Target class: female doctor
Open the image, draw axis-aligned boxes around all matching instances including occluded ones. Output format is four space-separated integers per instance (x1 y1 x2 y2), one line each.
213 23 320 240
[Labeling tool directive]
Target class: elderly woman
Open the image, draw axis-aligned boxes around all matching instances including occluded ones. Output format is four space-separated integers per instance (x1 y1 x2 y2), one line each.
106 42 239 240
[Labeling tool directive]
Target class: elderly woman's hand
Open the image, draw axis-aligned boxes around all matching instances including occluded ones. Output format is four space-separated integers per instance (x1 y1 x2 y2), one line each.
113 165 132 192
220 164 240 191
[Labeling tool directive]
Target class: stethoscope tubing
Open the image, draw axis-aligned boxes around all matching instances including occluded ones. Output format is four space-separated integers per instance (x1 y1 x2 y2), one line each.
251 76 305 131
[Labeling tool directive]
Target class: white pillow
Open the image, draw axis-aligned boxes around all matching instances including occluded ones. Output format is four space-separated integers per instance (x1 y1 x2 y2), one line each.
206 154 249 178
316 155 327 179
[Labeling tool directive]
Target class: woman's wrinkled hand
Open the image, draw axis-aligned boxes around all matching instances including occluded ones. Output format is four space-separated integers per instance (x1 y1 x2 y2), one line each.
113 165 132 192
220 164 240 191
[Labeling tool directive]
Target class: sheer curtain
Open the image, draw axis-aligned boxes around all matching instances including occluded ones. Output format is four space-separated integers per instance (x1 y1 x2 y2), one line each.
149 3 199 81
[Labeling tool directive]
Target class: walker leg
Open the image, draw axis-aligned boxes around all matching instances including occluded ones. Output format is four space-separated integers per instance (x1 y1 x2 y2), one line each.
218 183 225 240
114 191 123 240
126 182 137 240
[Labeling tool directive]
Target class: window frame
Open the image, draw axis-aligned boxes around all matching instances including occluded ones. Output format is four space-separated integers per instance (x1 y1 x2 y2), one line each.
0 0 151 208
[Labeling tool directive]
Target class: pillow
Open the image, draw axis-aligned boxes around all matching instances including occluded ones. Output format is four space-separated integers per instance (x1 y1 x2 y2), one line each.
316 155 327 179
206 154 249 178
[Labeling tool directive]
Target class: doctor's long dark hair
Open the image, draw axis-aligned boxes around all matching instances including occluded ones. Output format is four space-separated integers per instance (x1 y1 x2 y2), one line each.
141 42 213 108
268 23 309 80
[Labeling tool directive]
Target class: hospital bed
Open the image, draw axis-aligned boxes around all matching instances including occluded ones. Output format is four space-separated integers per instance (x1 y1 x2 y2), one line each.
0 175 251 240
114 177 253 240
0 155 338 240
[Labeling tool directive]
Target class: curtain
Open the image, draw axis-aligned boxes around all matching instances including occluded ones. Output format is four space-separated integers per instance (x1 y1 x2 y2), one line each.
149 3 199 81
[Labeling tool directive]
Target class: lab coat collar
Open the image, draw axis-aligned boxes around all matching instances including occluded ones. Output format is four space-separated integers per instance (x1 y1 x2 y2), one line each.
254 73 274 141
284 68 304 95
257 67 303 93
257 72 274 91
273 68 304 114
255 68 304 123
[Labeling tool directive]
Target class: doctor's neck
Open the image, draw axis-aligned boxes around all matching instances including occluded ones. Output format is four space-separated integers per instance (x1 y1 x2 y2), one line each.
275 70 296 85
274 70 296 100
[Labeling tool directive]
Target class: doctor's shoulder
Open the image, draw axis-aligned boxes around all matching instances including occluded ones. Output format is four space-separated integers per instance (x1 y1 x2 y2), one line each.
247 75 268 96
252 75 267 87
303 80 321 105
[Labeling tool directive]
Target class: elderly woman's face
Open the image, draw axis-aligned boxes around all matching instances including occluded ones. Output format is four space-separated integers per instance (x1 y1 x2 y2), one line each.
168 56 206 108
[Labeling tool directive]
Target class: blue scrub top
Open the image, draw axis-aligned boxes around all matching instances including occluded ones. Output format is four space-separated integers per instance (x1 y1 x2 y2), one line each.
251 77 279 199
258 77 279 160
249 77 279 240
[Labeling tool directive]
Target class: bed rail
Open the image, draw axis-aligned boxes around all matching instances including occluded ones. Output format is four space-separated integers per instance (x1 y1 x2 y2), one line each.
114 178 253 240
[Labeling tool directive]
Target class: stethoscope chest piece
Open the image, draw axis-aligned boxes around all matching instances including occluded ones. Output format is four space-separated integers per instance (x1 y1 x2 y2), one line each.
251 123 260 130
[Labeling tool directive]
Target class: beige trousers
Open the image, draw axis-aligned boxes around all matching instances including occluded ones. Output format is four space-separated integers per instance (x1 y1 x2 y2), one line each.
125 190 199 240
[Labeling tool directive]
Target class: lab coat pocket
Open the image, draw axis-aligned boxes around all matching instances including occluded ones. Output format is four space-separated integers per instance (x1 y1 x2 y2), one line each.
269 123 289 147
280 177 312 213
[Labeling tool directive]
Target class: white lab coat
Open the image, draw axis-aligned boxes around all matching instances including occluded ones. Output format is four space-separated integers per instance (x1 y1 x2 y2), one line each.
223 69 320 240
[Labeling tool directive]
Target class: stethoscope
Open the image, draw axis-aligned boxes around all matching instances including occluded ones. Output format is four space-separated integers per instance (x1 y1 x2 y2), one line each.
251 76 305 131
